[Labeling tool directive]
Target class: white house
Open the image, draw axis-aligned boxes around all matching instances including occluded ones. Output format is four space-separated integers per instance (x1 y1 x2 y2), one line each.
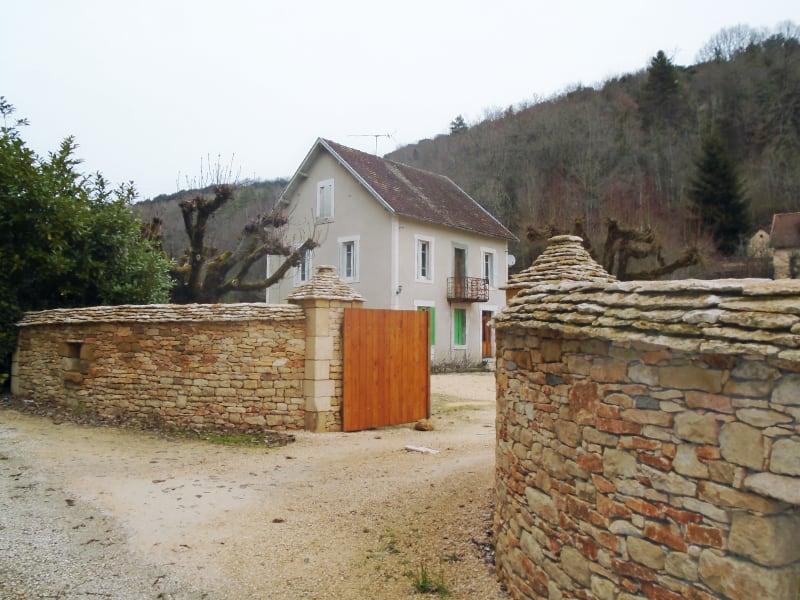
267 138 517 365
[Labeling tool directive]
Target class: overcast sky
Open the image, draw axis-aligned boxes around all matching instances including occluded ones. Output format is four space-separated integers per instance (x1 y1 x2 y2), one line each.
3 1 798 200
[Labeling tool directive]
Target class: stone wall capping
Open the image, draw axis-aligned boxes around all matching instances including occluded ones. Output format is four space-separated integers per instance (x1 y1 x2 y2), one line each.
17 303 305 327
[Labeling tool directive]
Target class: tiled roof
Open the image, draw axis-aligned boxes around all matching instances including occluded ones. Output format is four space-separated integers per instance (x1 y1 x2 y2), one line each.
285 138 516 241
770 212 800 248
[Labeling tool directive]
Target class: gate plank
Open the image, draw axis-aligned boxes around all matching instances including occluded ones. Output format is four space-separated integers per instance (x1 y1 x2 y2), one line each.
343 309 429 432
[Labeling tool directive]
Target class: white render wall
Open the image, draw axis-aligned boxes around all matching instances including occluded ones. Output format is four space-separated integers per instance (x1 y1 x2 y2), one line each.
269 151 510 365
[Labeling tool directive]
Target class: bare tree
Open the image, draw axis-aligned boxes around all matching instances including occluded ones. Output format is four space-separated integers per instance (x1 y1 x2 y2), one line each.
146 184 318 303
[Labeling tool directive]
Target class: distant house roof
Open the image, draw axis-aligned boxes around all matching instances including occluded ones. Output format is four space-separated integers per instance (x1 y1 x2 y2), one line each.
281 138 517 241
770 212 800 249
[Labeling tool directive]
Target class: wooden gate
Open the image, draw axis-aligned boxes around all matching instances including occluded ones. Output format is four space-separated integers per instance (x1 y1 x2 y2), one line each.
343 308 430 432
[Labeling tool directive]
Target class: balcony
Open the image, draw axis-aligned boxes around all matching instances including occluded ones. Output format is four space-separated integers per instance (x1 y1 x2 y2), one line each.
447 277 489 302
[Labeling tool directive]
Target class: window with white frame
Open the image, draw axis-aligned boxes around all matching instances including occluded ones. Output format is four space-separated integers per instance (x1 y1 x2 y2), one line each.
481 248 496 288
416 236 434 282
338 236 359 281
317 179 334 221
294 249 312 285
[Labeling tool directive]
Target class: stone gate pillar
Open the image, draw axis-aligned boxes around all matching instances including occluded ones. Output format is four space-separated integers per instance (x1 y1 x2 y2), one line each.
288 265 364 432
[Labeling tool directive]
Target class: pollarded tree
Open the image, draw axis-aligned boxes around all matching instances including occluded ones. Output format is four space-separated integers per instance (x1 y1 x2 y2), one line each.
160 184 318 303
688 129 750 255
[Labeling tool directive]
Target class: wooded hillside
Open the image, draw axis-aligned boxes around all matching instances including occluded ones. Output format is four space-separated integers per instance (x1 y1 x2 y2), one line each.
142 23 799 280
387 23 799 275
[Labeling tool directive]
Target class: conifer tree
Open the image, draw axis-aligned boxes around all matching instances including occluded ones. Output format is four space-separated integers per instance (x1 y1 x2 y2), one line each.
688 129 750 255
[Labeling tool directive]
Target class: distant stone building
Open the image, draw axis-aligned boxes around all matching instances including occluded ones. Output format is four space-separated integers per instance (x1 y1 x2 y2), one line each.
747 229 772 258
770 212 800 279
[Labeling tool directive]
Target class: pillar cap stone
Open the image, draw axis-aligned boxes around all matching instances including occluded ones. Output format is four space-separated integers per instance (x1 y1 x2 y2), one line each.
288 265 365 303
504 235 616 291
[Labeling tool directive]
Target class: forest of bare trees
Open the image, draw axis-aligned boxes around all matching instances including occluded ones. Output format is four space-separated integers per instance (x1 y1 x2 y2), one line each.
388 22 800 276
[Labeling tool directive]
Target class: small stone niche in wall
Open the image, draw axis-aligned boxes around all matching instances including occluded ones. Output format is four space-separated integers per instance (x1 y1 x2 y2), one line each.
60 341 89 385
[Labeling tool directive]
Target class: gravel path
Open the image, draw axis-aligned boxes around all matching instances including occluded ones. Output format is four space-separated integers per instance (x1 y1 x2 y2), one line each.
0 373 505 599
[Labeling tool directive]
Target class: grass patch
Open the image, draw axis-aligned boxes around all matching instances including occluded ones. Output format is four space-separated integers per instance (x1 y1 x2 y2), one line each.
170 429 294 448
406 561 449 596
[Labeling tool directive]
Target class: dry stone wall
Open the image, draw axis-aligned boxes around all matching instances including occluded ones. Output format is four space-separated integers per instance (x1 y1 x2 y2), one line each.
494 237 800 600
14 304 307 431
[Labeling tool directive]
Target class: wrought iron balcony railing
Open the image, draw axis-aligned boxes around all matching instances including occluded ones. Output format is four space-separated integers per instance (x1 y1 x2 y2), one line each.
447 277 489 302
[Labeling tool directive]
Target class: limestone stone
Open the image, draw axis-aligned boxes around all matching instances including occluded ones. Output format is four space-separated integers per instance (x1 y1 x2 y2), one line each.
555 420 581 447
736 408 793 428
674 412 720 444
627 536 666 569
665 552 698 581
744 472 800 504
525 487 558 524
699 480 788 513
770 438 800 476
699 549 800 600
620 409 674 426
719 422 765 470
672 444 710 479
659 365 723 394
561 546 591 587
583 427 619 447
629 364 658 386
590 575 617 600
603 449 638 478
609 520 642 536
728 512 800 567
771 374 800 406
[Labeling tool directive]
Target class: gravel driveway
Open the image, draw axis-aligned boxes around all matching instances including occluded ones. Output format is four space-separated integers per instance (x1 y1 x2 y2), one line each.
0 373 506 599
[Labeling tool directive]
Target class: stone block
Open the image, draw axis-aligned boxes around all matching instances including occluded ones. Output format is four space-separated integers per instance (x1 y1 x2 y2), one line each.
540 339 562 362
568 381 600 425
659 365 723 394
304 378 334 398
770 438 800 476
665 552 698 581
304 359 330 381
629 363 658 386
583 427 619 447
306 336 334 361
719 422 764 470
304 306 330 333
554 420 581 447
603 449 638 478
743 472 800 505
737 408 793 428
627 536 666 569
621 409 674 426
699 549 800 600
674 412 719 444
729 511 800 567
724 378 774 398
698 480 788 513
685 391 734 414
561 546 591 586
525 487 558 524
305 396 331 412
771 374 800 406
673 444 710 479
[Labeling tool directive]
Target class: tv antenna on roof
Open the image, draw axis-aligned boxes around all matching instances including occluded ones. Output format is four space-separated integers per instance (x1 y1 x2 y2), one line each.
348 133 393 155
